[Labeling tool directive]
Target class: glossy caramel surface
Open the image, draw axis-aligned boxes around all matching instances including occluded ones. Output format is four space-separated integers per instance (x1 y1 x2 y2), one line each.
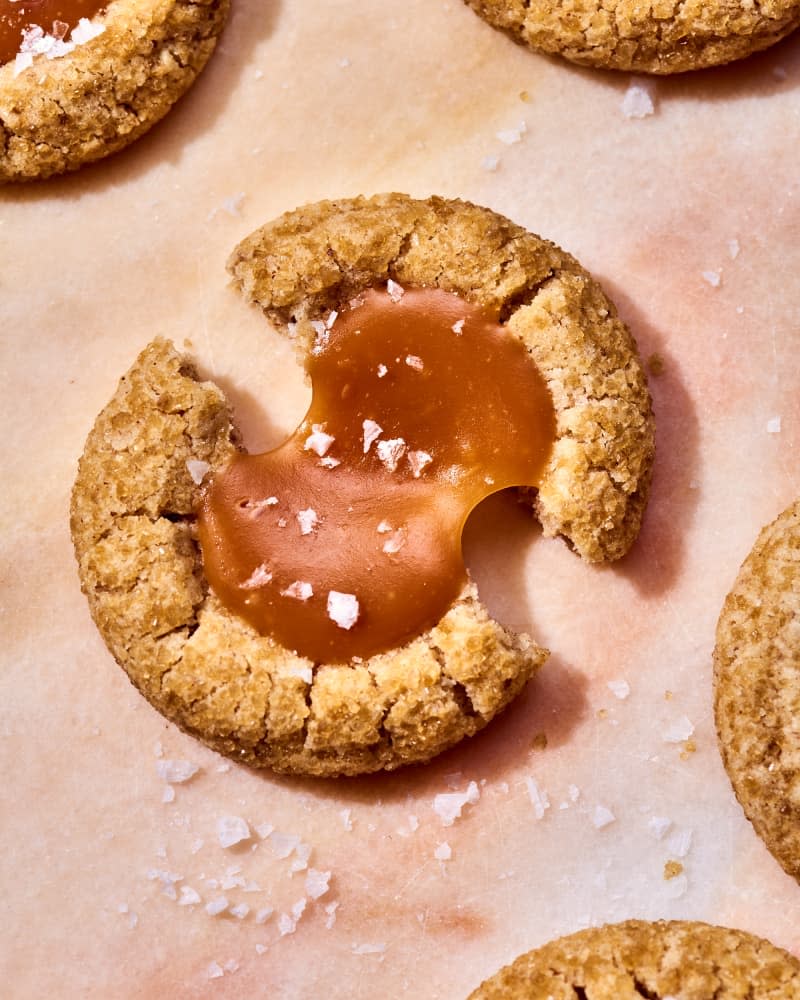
198 286 555 662
0 0 105 65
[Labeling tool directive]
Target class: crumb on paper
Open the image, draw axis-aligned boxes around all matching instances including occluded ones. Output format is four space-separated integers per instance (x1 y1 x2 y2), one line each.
525 776 550 820
647 354 665 376
362 419 383 453
296 508 320 535
496 121 526 144
387 279 405 303
434 842 452 861
186 459 211 485
241 564 273 590
702 269 722 288
327 591 359 630
680 738 697 760
607 679 631 700
281 581 313 601
663 716 695 743
531 732 548 751
217 816 251 849
767 417 782 434
592 805 616 829
433 781 480 826
664 860 684 880
621 80 655 118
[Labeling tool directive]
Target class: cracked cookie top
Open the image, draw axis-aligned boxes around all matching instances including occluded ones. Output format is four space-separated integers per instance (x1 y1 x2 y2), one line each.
0 0 229 181
463 0 800 73
714 498 800 883
70 194 653 777
468 920 800 998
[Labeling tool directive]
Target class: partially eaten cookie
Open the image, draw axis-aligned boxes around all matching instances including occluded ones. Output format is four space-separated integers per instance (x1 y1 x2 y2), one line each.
71 194 655 776
0 0 229 181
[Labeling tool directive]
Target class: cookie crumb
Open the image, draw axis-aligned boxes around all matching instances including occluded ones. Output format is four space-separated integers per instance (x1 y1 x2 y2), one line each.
621 81 655 118
217 816 251 848
647 354 665 376
531 732 548 751
664 860 684 880
327 591 360 629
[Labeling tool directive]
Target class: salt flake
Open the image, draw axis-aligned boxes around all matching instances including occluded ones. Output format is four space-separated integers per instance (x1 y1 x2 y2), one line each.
281 581 313 601
296 508 320 535
407 450 432 478
702 269 722 288
496 121 526 144
305 868 331 899
386 279 405 302
433 781 480 826
241 564 273 590
525 777 550 820
178 886 201 906
405 354 424 371
592 805 616 829
186 459 211 484
327 591 359 630
205 896 229 916
607 679 630 700
304 424 335 457
767 417 782 434
434 842 452 861
663 716 695 743
363 419 383 453
621 81 655 118
217 815 251 848
376 437 407 472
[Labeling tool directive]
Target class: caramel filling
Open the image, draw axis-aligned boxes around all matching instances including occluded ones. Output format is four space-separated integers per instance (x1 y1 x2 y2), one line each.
0 1 105 66
198 286 556 663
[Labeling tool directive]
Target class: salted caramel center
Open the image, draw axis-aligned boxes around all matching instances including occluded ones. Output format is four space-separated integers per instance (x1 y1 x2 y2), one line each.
198 286 556 663
0 1 105 66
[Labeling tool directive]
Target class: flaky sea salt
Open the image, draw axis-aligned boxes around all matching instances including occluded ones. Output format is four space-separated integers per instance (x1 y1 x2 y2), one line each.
71 17 106 45
352 942 386 955
377 364 388 378
648 815 672 840
186 459 211 485
663 716 695 743
305 869 331 899
270 832 301 859
452 319 465 334
621 82 655 118
386 279 405 302
607 679 630 700
702 269 722 288
281 581 313 601
480 155 499 172
363 419 383 453
727 238 741 260
376 437 407 472
278 899 307 936
667 828 693 858
325 901 339 929
296 508 320 535
407 450 432 478
205 896 229 916
178 886 201 906
382 529 406 555
288 663 313 684
525 777 550 820
405 354 424 371
434 842 452 861
433 781 480 826
340 808 353 831
304 424 335 457
230 903 250 920
327 591 359 629
207 961 224 980
241 564 273 589
592 805 616 829
162 786 176 803
255 906 274 924
217 816 251 848
767 417 782 434
496 121 526 144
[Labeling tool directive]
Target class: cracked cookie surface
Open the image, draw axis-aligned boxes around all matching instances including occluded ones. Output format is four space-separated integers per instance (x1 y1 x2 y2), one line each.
468 919 800 998
714 498 800 882
0 0 229 182
463 0 800 73
71 194 654 777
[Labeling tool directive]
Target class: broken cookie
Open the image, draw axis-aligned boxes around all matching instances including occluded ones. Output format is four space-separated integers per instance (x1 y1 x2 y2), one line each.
0 0 229 181
71 194 655 776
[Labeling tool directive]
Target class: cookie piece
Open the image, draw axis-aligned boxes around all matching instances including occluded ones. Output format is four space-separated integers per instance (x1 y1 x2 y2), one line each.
71 194 654 776
0 0 229 182
463 1 800 74
714 499 800 881
468 920 800 998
